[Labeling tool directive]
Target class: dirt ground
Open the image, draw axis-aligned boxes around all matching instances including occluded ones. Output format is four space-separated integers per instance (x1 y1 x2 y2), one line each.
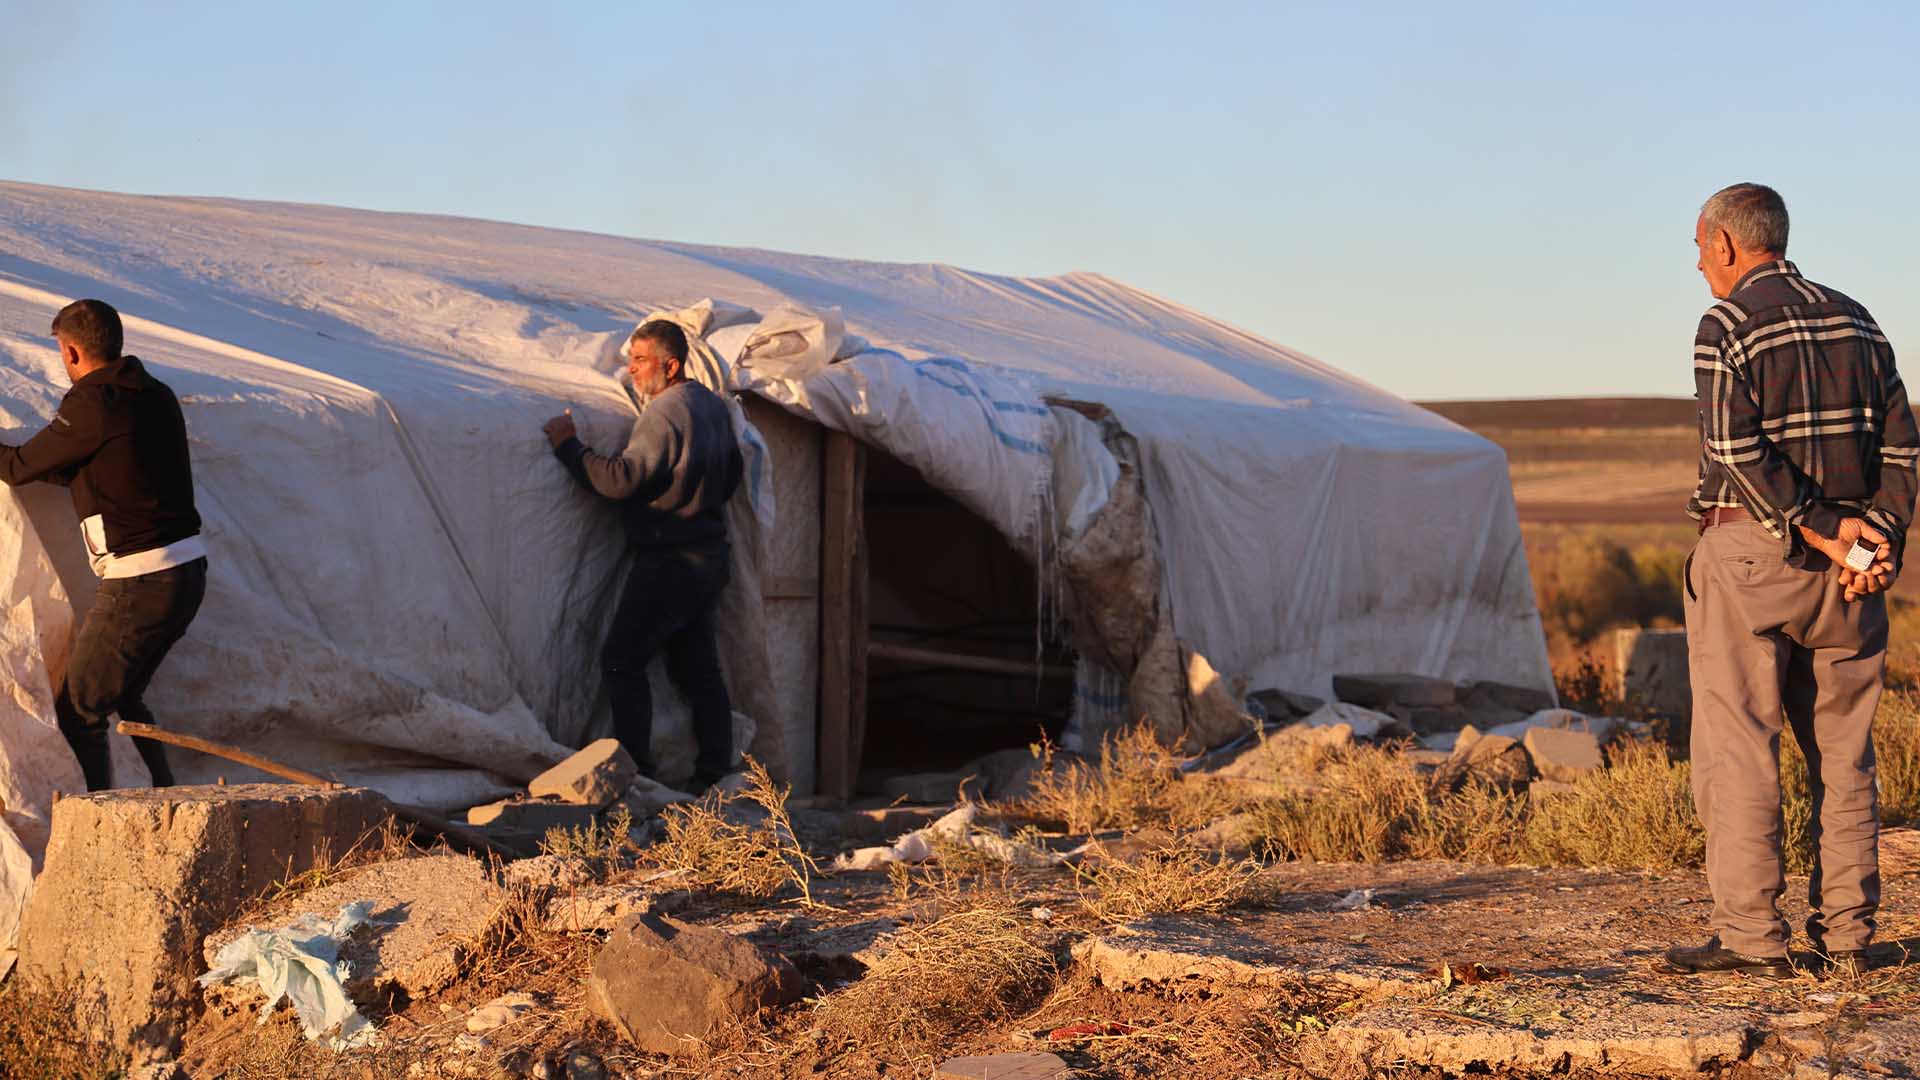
171 825 1920 1080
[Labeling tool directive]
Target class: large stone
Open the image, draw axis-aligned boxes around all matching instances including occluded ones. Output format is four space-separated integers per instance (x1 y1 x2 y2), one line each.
1301 703 1395 741
203 853 495 1004
1615 627 1691 718
1433 731 1530 791
16 784 389 1063
1484 708 1621 745
1250 687 1327 720
1460 679 1557 715
528 739 639 806
586 912 803 1055
467 796 600 833
1332 674 1456 709
934 1053 1072 1080
1523 727 1603 783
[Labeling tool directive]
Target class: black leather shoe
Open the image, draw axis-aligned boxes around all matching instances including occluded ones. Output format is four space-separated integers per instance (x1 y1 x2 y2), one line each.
1655 937 1793 977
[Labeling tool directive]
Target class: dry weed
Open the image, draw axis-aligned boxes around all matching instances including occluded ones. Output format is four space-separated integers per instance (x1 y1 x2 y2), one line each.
1873 694 1920 827
0 979 126 1080
539 805 636 882
1405 781 1531 864
1246 744 1425 862
643 757 824 904
809 898 1058 1055
1524 740 1703 870
1018 725 1246 833
1073 843 1265 924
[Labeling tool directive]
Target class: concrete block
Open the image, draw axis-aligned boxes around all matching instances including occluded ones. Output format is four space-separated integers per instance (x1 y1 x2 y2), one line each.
16 784 388 1063
528 739 639 807
1615 627 1690 718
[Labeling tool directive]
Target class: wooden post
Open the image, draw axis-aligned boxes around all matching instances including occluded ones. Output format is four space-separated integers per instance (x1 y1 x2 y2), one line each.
818 430 866 802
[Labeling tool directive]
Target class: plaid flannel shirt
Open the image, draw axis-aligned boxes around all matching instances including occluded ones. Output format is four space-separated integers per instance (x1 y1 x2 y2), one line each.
1688 260 1920 558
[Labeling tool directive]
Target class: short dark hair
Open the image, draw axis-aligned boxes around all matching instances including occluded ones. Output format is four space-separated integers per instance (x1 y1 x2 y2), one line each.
50 299 124 362
1701 183 1790 255
630 320 689 365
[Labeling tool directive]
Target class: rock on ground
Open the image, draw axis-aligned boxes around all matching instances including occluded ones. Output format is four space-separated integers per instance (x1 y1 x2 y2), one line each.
16 784 388 1063
934 1052 1072 1079
1460 679 1557 715
1249 687 1327 720
1332 673 1457 709
528 739 639 806
468 796 600 833
586 911 803 1056
1523 727 1604 783
202 853 495 1005
1433 729 1532 791
1301 703 1395 740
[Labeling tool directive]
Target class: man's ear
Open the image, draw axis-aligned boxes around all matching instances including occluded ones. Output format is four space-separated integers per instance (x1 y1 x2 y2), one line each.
60 341 81 368
1713 227 1738 267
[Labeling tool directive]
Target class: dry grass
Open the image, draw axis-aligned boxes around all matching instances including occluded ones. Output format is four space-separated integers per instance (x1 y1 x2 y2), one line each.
1245 744 1426 862
538 805 636 882
1017 725 1248 834
641 757 825 904
1524 740 1704 870
808 897 1058 1055
1073 843 1265 924
0 979 127 1080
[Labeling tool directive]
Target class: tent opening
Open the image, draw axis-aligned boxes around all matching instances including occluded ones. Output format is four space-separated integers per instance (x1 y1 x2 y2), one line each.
853 445 1074 790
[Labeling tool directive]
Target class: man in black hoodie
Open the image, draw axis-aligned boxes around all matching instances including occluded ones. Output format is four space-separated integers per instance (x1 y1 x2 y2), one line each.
0 299 207 790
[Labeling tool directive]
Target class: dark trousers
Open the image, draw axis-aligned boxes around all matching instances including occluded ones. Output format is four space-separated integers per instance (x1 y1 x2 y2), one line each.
602 544 736 783
54 558 208 791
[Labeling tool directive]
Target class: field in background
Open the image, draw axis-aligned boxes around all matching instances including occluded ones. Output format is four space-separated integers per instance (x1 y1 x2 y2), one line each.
1420 397 1920 683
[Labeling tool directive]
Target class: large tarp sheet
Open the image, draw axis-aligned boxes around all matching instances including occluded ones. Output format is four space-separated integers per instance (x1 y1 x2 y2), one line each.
0 181 1550 951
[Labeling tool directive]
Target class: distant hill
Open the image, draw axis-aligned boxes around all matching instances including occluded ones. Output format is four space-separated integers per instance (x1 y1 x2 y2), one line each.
1417 397 1698 525
1417 397 1695 430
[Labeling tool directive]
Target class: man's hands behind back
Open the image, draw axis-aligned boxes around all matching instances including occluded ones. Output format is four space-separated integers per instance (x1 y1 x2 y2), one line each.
1799 517 1898 600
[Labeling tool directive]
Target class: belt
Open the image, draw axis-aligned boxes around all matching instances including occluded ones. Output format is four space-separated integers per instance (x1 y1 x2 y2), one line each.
1698 506 1753 534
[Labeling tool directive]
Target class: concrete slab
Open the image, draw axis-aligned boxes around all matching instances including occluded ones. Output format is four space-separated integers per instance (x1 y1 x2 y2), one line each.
16 784 388 1063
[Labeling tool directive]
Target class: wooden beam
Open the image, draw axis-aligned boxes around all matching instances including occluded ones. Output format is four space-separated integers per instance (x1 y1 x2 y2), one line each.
817 430 864 802
868 641 1074 680
117 721 517 859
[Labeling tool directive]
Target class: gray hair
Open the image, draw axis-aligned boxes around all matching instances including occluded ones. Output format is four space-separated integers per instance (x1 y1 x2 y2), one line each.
1701 183 1789 255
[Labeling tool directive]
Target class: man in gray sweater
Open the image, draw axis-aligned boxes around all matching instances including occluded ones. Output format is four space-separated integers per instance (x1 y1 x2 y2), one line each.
543 320 744 788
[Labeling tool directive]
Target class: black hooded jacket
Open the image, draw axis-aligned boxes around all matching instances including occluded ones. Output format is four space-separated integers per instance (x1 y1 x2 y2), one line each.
0 356 202 557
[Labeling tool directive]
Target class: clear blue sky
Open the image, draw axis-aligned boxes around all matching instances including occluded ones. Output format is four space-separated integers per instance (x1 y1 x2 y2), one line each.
4 1 1917 400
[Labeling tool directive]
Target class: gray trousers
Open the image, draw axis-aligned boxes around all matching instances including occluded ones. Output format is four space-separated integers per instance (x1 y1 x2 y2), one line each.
1685 520 1883 956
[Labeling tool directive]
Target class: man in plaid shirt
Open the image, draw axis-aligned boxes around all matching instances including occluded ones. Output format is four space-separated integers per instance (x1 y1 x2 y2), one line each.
1662 183 1917 978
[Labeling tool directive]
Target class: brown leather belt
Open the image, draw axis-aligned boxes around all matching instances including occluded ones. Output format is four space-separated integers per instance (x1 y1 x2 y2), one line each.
1698 506 1753 533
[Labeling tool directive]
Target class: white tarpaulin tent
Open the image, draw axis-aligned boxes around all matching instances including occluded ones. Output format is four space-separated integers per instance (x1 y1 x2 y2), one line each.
0 180 1550 951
